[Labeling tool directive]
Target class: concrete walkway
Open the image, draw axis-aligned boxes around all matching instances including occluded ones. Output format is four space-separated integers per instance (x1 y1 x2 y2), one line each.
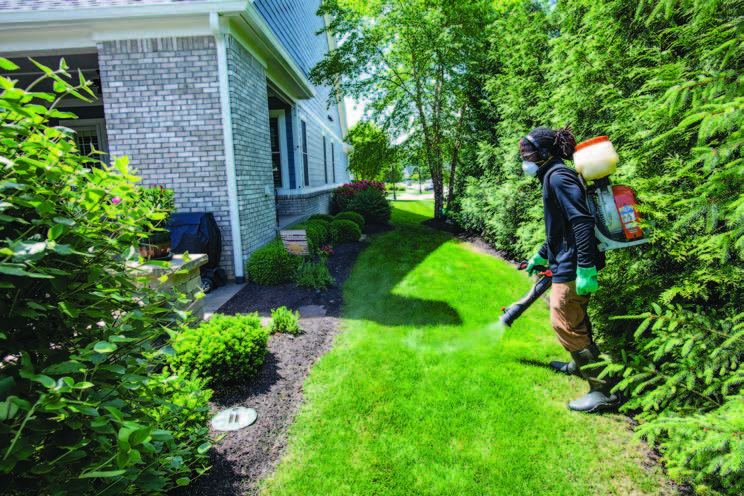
201 281 244 319
386 191 434 201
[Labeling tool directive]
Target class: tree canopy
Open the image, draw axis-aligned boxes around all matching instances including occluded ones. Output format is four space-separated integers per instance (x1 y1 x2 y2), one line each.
345 121 395 181
311 0 494 218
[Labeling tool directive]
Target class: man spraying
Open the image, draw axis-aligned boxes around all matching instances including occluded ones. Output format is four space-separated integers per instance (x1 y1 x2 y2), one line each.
518 125 620 413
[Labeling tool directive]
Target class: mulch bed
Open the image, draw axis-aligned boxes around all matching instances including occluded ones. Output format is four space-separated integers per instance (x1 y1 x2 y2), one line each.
176 225 392 496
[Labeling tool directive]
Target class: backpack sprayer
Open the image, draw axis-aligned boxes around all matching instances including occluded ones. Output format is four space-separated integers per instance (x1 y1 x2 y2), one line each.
499 136 648 327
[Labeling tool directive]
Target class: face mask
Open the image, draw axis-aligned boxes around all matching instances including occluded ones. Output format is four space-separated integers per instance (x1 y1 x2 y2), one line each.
522 160 539 177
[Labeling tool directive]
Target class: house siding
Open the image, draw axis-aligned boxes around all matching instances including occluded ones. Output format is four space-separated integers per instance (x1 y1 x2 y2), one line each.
97 36 237 279
254 0 343 140
225 35 277 258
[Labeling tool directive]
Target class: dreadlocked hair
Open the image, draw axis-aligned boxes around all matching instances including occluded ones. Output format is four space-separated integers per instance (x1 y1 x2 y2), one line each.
527 124 576 160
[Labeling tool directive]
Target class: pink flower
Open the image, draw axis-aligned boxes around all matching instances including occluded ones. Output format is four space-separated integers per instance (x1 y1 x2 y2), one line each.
112 197 121 204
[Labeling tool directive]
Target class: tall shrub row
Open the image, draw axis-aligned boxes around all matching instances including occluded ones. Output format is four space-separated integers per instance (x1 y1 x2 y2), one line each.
0 59 211 494
453 1 743 493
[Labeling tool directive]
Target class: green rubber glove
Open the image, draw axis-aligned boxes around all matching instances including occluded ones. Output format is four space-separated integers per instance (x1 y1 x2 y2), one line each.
576 266 599 295
526 253 549 276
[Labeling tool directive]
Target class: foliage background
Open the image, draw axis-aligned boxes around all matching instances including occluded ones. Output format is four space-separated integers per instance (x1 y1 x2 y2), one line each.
449 0 743 493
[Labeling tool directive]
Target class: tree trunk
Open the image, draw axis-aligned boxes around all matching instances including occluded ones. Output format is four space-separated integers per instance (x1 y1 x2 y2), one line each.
447 142 460 209
446 102 468 210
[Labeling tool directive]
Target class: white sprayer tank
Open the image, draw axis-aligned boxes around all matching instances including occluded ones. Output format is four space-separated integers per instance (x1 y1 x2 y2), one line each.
573 136 619 180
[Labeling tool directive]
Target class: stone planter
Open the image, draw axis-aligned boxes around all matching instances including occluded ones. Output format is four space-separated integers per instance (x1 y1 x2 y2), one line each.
131 254 208 322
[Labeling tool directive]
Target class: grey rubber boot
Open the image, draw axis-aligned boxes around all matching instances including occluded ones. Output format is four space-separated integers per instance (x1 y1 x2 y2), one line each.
549 343 599 376
549 359 578 375
567 345 621 413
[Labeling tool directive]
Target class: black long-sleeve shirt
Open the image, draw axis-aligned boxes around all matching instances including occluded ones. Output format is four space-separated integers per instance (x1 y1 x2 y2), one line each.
535 160 605 283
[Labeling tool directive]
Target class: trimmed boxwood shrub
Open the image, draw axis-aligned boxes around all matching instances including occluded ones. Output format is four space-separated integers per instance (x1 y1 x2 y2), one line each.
305 219 331 246
169 314 268 388
246 239 301 285
309 213 334 223
294 222 324 254
330 219 362 243
348 189 392 224
335 211 365 231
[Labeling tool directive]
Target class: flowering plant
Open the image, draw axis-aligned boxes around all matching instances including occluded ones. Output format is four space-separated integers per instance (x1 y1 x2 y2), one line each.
320 245 334 257
333 180 385 198
331 180 385 213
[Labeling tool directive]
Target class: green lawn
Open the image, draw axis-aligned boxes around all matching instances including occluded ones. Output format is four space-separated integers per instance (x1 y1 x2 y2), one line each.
260 200 671 495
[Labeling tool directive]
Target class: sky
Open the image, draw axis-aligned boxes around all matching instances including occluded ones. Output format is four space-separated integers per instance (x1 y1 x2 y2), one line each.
345 97 365 128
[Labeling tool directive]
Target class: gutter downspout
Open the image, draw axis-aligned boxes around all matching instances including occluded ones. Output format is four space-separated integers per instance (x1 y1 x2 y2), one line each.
210 11 245 284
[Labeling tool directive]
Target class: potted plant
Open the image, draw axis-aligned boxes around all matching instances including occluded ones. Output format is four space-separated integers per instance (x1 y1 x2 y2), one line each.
137 184 176 261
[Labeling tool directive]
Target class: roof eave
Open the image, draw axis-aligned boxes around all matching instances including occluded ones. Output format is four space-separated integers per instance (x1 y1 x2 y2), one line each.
0 0 251 24
237 6 315 100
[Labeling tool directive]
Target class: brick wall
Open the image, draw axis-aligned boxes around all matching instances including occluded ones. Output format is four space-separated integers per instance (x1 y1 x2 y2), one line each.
225 36 277 258
97 36 236 278
276 190 332 216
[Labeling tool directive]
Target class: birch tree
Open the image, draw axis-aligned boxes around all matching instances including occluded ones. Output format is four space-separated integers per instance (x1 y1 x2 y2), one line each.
311 0 492 219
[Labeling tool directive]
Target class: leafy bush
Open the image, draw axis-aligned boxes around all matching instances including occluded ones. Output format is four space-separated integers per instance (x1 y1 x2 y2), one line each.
0 58 210 494
306 219 331 246
309 213 334 223
335 211 365 232
330 219 362 243
246 239 301 285
452 177 543 258
331 180 386 213
168 314 268 388
145 370 213 445
270 306 302 334
348 189 392 224
293 222 324 255
605 305 743 494
294 259 335 290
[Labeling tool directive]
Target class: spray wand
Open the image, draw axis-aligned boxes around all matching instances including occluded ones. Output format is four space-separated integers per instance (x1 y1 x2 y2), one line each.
499 262 553 327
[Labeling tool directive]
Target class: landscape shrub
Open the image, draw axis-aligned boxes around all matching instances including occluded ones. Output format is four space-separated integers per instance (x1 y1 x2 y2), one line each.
168 314 268 388
246 239 301 285
270 306 302 335
348 189 392 224
293 222 324 255
330 180 386 213
145 370 213 445
330 219 362 243
335 211 365 232
452 177 543 258
308 213 334 223
305 219 331 246
294 259 335 290
0 58 211 494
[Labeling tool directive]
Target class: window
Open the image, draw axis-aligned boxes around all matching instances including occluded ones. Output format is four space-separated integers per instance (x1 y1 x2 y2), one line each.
301 120 309 187
60 118 109 165
269 117 282 188
331 141 336 183
323 136 328 184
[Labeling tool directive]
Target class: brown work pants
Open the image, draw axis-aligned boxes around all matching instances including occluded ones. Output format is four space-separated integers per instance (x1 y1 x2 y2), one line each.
550 281 592 352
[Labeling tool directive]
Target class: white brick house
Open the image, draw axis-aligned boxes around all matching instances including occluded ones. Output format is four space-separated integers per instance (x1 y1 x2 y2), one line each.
0 0 351 282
